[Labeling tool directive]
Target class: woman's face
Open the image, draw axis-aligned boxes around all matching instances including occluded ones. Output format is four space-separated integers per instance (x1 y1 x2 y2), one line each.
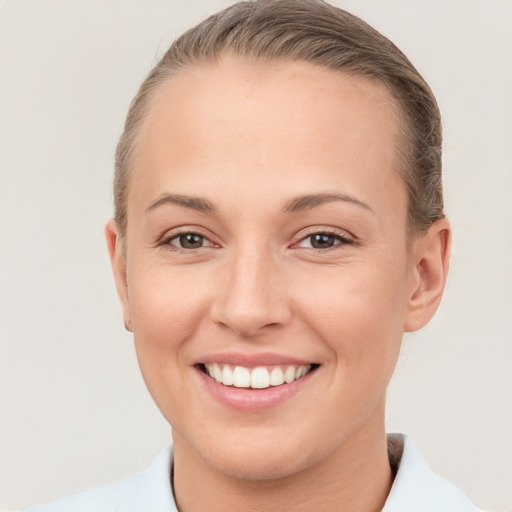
113 58 423 479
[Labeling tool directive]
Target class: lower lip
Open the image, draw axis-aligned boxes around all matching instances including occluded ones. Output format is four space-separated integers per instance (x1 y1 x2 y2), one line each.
196 367 317 412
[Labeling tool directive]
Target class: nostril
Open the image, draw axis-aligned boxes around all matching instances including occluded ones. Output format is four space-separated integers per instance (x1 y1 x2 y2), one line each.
209 279 293 337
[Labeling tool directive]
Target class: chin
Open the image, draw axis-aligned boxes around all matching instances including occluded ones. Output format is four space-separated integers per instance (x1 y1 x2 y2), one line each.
188 424 325 482
204 447 307 482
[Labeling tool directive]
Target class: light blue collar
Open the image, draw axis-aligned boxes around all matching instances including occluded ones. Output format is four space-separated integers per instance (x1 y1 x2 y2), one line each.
25 433 483 512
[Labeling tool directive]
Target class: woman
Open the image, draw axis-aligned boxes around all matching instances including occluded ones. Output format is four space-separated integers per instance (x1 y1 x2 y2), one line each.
24 1 485 510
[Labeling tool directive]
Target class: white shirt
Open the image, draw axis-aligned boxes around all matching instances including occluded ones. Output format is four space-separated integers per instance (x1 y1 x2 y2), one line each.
24 433 484 512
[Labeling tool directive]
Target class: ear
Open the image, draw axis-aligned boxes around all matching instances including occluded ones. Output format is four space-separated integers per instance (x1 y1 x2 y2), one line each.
404 218 451 332
105 220 132 332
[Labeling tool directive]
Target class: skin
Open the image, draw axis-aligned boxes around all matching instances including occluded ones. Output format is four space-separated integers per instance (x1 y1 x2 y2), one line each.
106 58 450 512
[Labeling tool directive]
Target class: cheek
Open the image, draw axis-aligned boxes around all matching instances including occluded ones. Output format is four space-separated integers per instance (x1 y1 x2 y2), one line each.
128 262 209 342
292 259 408 372
125 263 212 403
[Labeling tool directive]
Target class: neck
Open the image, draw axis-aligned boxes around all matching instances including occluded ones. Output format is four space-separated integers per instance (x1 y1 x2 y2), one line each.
172 407 393 512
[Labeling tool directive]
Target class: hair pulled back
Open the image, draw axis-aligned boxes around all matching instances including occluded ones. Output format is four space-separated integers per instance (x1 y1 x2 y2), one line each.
114 0 444 239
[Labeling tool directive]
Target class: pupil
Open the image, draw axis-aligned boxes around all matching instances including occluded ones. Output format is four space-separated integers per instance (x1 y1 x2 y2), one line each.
311 234 334 248
180 234 203 249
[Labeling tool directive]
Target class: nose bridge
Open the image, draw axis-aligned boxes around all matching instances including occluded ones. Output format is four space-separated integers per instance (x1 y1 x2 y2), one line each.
211 241 290 336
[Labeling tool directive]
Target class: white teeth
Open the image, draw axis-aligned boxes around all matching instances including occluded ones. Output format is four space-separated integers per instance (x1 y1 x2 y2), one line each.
300 365 311 377
284 366 296 383
269 367 285 386
232 366 251 388
203 363 313 389
251 367 270 389
222 365 233 386
212 363 222 382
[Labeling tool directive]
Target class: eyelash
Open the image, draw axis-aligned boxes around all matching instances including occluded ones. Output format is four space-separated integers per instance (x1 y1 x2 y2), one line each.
160 230 216 253
159 228 354 253
293 229 354 250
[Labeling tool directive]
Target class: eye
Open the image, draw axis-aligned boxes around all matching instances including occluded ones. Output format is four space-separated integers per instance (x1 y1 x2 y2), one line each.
296 231 353 250
165 232 215 250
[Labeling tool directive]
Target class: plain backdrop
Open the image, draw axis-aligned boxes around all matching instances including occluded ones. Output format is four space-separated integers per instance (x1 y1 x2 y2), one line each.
1 1 511 511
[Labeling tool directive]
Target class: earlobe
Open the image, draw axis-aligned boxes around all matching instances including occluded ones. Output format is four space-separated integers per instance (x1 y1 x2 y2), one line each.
404 218 451 332
105 220 132 332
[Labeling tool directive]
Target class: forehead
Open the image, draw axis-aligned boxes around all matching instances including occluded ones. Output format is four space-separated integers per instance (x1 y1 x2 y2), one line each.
141 58 400 153
131 58 405 219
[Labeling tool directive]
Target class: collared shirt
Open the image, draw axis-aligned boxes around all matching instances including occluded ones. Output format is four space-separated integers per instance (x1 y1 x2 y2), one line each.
24 433 484 512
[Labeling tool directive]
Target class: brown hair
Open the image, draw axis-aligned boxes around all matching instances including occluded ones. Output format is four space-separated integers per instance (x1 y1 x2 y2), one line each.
114 0 444 240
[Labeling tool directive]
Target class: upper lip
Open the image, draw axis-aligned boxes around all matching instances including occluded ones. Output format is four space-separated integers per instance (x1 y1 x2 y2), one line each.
195 352 316 367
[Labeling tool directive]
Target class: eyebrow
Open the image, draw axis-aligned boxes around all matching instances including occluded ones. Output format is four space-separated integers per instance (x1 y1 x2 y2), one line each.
146 193 217 214
145 191 373 215
282 193 374 214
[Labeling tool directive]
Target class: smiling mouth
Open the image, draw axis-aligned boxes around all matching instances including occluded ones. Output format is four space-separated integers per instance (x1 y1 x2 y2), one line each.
198 363 319 389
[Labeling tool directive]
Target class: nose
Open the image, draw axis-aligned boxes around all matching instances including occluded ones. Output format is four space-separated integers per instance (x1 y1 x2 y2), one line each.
210 247 292 338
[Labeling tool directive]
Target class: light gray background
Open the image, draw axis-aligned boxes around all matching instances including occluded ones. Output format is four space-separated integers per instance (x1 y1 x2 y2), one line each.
1 1 511 511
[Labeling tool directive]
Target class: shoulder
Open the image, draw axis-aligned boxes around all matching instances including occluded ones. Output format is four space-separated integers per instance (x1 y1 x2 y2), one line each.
383 433 486 512
22 437 486 512
22 445 176 512
23 472 146 512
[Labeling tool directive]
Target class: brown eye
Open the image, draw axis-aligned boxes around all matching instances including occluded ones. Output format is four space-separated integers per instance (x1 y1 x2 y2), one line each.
178 233 204 249
168 233 208 249
295 231 353 250
310 233 336 249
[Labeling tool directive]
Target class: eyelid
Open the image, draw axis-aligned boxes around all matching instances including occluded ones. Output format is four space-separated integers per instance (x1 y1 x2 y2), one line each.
156 225 355 253
292 227 355 249
158 226 219 252
170 233 215 248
